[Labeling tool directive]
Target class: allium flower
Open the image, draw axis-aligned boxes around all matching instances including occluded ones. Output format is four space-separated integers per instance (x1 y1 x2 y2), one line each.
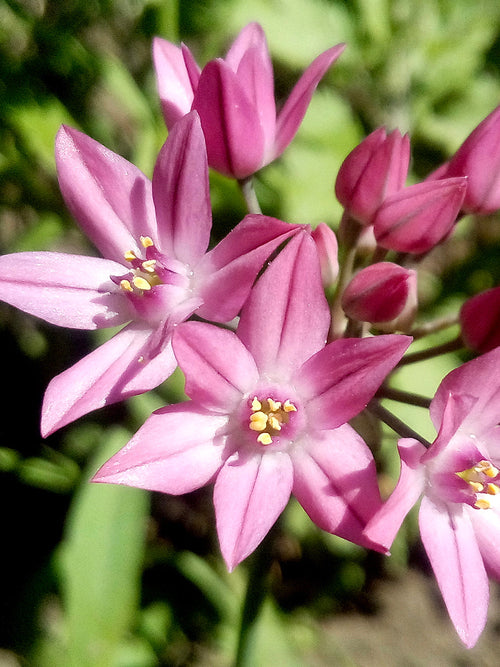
342 262 417 330
153 22 344 179
364 347 500 647
94 231 411 570
335 128 410 226
373 177 467 253
445 104 500 214
460 286 500 353
0 112 299 436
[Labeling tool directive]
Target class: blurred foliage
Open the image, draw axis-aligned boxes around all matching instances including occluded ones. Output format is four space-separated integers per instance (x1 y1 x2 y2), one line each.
1 0 500 664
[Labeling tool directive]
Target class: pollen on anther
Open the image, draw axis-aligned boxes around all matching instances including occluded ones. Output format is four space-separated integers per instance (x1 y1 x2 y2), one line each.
267 398 281 411
251 397 262 411
132 276 152 291
249 412 267 432
487 483 500 495
284 400 297 413
140 235 154 248
257 433 273 445
142 259 157 273
475 498 491 510
124 250 136 262
120 279 133 292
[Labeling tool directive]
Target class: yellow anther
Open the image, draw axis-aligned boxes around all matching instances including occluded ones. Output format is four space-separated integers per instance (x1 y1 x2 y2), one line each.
142 259 157 273
257 433 273 445
140 235 154 248
251 397 262 412
483 462 499 478
487 483 500 495
249 412 268 432
267 398 281 412
469 481 484 493
124 250 136 262
475 498 491 510
120 279 133 292
283 400 297 413
268 415 282 431
132 276 152 291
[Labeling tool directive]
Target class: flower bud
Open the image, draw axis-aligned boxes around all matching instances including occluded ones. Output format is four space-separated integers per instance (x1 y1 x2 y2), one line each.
311 223 339 287
373 177 467 254
342 262 417 331
446 105 500 214
335 128 410 226
460 286 500 353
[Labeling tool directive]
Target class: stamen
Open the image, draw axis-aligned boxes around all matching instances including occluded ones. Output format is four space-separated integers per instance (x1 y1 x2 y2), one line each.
249 412 268 432
140 235 154 248
257 433 273 445
487 483 500 495
475 499 491 510
124 250 136 262
132 276 152 291
267 398 281 411
251 397 262 411
142 259 157 273
120 279 133 292
268 415 282 431
283 399 297 412
248 395 298 445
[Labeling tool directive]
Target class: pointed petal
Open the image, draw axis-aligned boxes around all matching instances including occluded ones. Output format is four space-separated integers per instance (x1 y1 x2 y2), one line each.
237 231 330 377
292 424 385 550
0 252 132 329
152 37 196 127
56 126 156 263
423 391 478 461
214 448 293 570
274 44 345 158
173 321 258 411
431 346 500 436
192 60 264 178
419 496 488 648
234 44 276 155
93 404 229 494
152 112 211 264
364 438 426 551
41 322 177 436
298 334 411 430
225 22 268 70
196 214 300 322
471 506 500 580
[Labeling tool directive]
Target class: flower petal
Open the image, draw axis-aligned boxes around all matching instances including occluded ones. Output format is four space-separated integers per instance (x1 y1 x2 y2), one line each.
0 252 131 329
214 448 293 570
364 438 426 551
41 322 177 436
152 37 196 127
292 424 385 550
196 214 300 322
56 126 156 263
173 321 258 411
419 495 488 648
191 59 265 178
237 230 330 378
152 111 211 265
431 346 500 437
274 44 345 158
297 334 411 430
93 404 229 494
224 22 268 70
470 505 500 580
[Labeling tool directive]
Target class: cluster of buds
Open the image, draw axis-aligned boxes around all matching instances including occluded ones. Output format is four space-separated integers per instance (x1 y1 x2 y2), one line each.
1 22 500 650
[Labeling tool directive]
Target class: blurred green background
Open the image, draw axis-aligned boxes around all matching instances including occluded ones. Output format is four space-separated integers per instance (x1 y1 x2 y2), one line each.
1 0 500 664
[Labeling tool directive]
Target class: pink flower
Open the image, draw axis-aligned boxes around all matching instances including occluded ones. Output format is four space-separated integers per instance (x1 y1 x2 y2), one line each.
335 128 410 226
93 231 411 570
153 22 344 179
364 347 500 647
311 222 339 288
342 262 417 330
373 177 467 253
460 286 500 353
446 104 500 214
0 112 299 436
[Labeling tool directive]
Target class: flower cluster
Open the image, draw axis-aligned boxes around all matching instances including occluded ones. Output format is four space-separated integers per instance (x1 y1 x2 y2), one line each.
2 22 500 648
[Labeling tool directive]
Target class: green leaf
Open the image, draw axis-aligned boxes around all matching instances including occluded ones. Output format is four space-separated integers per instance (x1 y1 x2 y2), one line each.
58 427 149 667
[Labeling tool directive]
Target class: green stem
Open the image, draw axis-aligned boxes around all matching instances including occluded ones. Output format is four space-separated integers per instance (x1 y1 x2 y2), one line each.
410 314 460 339
376 386 432 409
366 400 432 448
234 527 276 667
238 176 262 215
397 335 464 366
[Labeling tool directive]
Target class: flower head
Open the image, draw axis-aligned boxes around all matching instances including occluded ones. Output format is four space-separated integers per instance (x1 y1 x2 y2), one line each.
153 22 344 178
0 112 299 435
365 347 500 647
94 231 411 569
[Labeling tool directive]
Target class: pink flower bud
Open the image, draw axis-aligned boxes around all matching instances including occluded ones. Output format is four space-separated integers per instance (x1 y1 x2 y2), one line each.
373 177 467 254
311 223 339 287
460 286 500 353
446 105 500 214
342 262 417 330
335 128 410 226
